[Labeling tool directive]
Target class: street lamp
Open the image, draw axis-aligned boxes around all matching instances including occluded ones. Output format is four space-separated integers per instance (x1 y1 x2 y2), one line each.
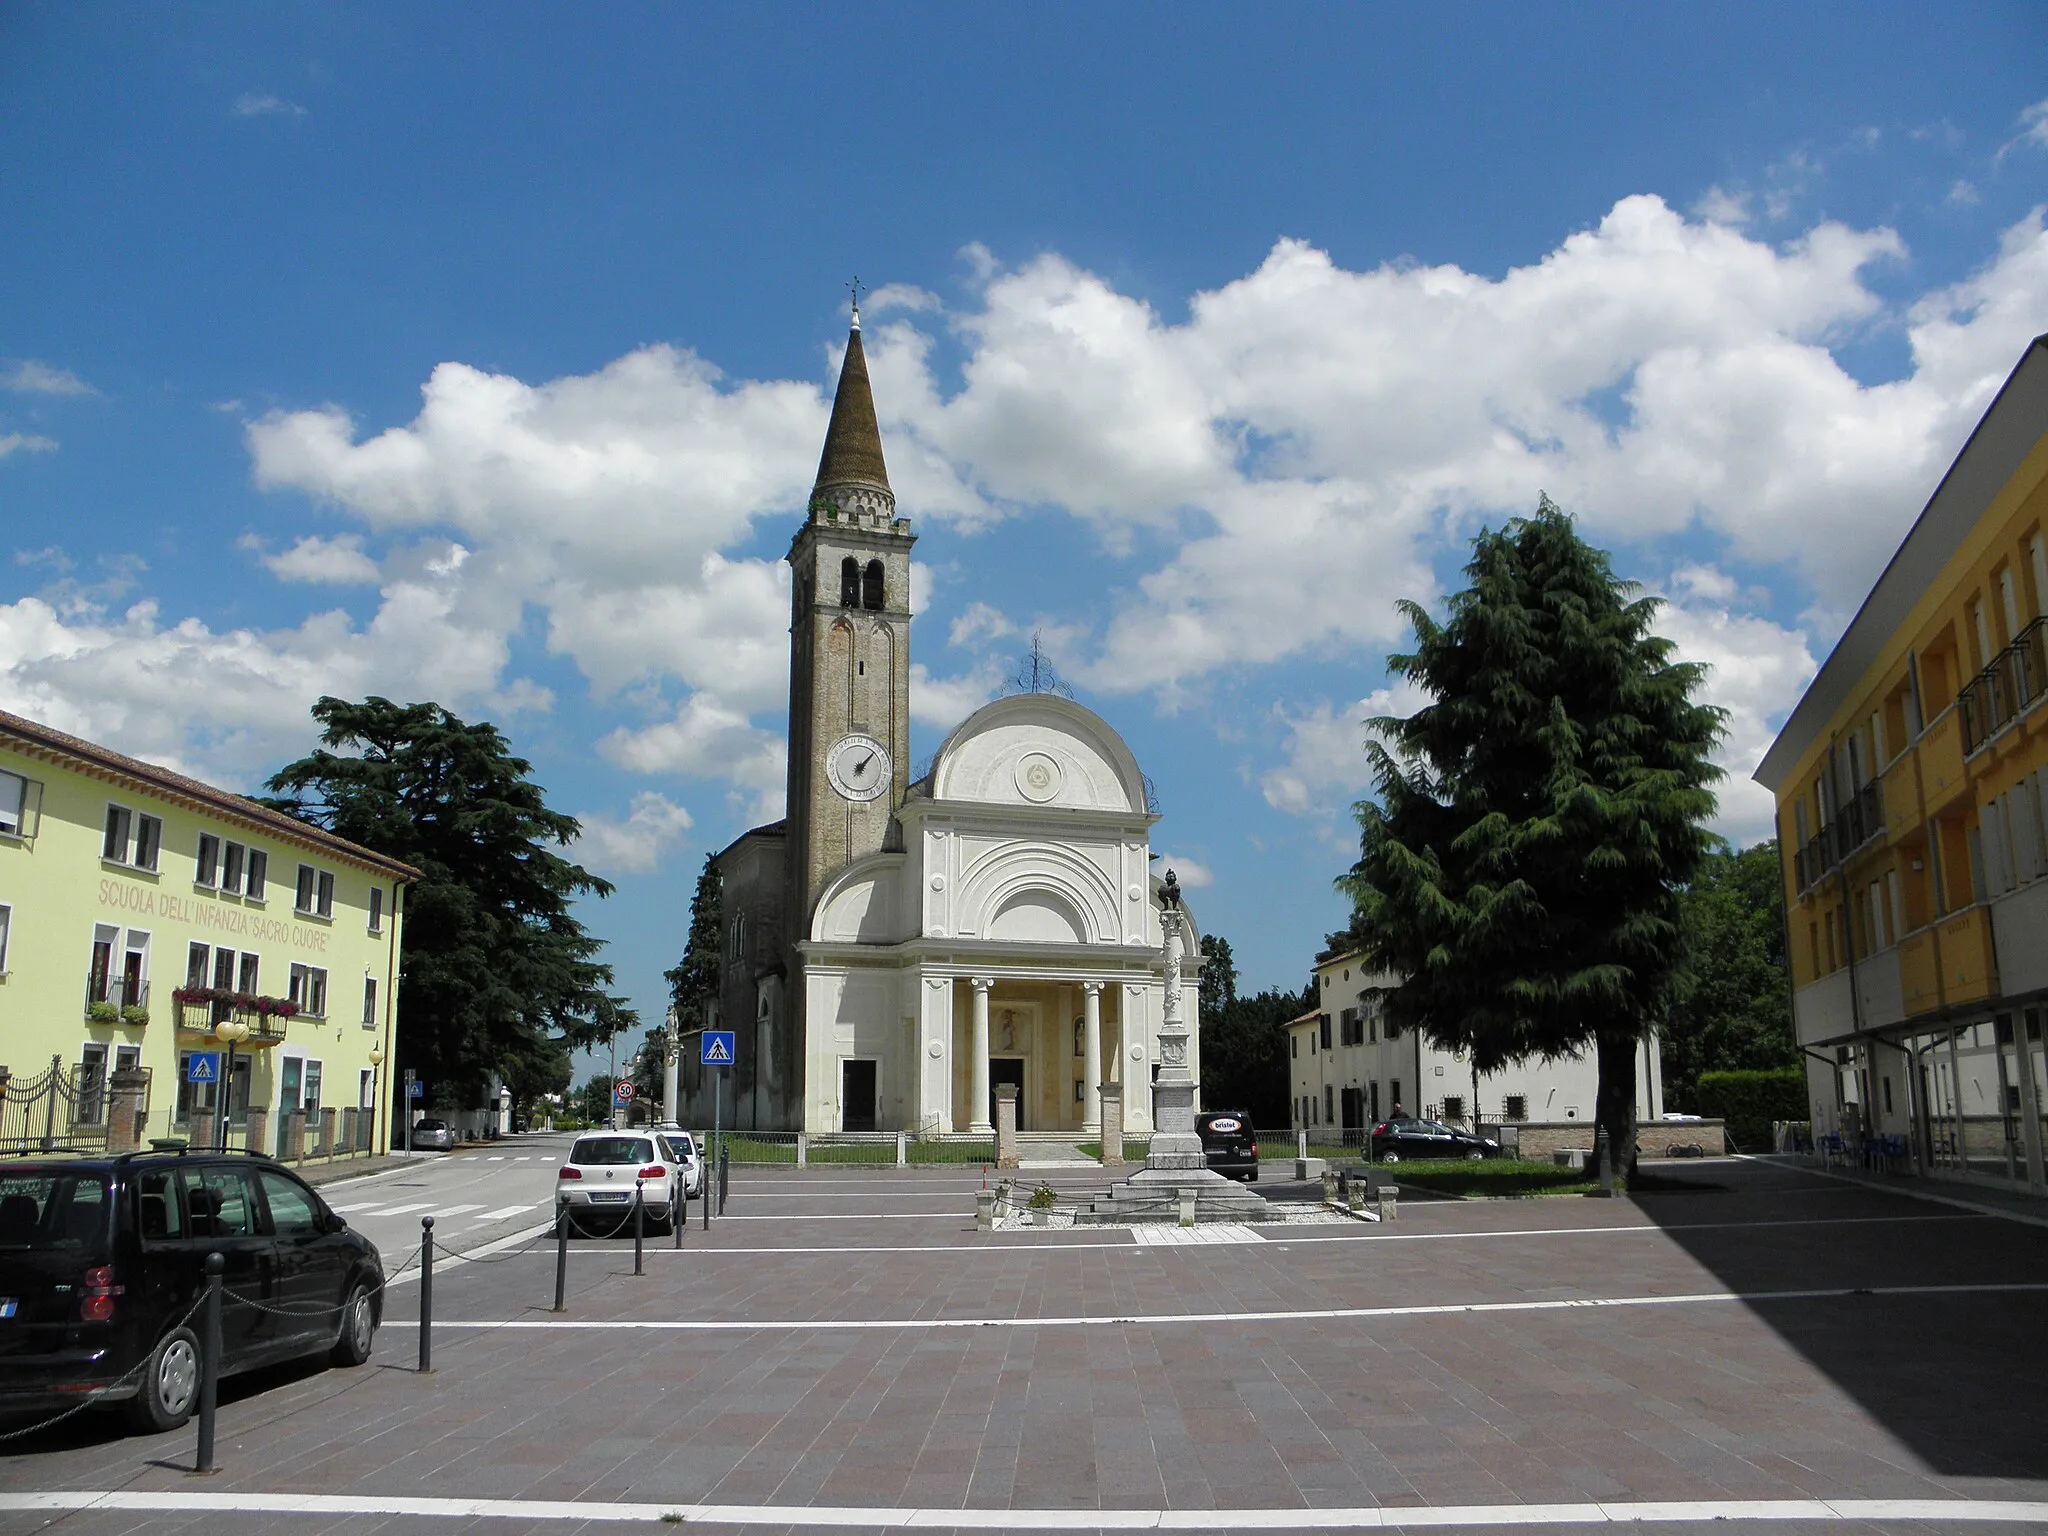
213 1016 251 1151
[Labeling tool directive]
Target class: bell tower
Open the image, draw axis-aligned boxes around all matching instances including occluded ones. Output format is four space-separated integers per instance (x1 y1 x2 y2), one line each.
785 304 916 943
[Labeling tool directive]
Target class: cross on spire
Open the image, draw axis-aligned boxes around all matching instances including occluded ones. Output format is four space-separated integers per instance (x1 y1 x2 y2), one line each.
848 275 865 330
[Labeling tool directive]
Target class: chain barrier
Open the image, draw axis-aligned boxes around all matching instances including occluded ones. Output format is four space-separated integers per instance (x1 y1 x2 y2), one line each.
0 1290 210 1444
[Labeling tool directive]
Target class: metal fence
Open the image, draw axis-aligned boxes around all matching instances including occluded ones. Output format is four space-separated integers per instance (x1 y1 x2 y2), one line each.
0 1057 153 1152
712 1130 1006 1166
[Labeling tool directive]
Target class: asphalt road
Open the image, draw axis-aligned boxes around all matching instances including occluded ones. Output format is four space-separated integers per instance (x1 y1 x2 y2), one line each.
315 1129 575 1259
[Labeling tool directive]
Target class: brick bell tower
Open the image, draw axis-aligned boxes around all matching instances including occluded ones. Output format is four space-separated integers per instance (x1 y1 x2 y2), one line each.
784 301 916 950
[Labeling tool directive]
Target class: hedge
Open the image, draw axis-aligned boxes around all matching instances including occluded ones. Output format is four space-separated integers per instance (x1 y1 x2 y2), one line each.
1696 1067 1807 1150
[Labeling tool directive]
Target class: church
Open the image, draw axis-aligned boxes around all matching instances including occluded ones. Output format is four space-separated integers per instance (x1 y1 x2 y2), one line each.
689 309 1201 1138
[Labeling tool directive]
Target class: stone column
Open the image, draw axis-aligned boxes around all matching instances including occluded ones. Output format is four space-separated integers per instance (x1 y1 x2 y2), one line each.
107 1068 148 1154
969 978 994 1133
1097 1083 1124 1166
1143 872 1205 1172
995 1083 1020 1168
1081 983 1103 1134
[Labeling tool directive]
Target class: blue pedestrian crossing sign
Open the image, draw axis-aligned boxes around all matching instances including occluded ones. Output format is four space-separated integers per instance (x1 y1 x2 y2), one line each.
185 1052 220 1085
701 1030 736 1066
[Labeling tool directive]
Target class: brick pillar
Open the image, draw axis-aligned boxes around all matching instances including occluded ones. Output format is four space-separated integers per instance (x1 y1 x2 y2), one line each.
1097 1084 1124 1167
319 1106 337 1157
244 1105 269 1156
284 1109 307 1161
107 1068 148 1154
994 1083 1019 1169
188 1110 215 1152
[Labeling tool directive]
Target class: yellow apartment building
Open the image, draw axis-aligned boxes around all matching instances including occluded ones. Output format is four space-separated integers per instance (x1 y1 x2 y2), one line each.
1756 333 2048 1193
0 708 417 1162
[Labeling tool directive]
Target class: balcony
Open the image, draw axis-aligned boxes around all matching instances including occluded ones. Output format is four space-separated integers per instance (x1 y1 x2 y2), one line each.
1794 781 1883 893
1897 903 2000 1018
82 975 150 1023
171 990 292 1044
1960 615 2048 757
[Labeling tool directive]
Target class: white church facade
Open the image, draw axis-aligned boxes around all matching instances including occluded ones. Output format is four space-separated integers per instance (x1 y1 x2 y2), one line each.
688 309 1199 1137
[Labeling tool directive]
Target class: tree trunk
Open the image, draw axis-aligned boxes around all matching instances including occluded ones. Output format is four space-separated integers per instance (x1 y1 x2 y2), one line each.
1593 1030 1640 1185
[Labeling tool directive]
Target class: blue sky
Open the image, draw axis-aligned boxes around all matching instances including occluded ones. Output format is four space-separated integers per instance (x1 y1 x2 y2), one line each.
5 5 2047 1071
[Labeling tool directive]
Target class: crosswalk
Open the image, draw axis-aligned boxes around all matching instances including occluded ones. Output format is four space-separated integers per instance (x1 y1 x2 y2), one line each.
335 1197 544 1225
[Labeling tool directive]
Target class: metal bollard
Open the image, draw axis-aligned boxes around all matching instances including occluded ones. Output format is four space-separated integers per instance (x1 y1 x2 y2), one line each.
703 1150 711 1232
418 1215 435 1374
192 1252 223 1475
552 1203 570 1311
718 1145 729 1215
1596 1126 1614 1196
673 1180 684 1249
633 1179 645 1275
975 1190 995 1230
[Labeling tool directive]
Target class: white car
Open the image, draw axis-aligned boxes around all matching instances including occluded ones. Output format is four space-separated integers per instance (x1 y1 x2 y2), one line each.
652 1125 703 1199
555 1131 680 1234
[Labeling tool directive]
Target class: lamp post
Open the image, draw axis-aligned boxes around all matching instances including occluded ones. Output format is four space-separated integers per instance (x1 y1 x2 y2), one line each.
368 1045 385 1156
213 1017 251 1151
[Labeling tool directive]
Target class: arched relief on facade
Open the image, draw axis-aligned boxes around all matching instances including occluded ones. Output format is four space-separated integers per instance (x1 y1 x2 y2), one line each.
986 887 1088 944
810 853 910 944
951 842 1119 943
826 620 855 739
929 696 1148 812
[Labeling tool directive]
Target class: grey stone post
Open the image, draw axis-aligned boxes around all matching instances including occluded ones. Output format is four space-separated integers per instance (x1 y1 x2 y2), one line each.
995 1083 1019 1169
1097 1083 1124 1166
1376 1184 1398 1221
1177 1188 1197 1227
107 1068 148 1154
975 1189 995 1230
896 1130 907 1166
797 1131 808 1167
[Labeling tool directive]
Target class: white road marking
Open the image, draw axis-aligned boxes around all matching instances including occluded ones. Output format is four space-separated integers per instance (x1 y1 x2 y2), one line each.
1128 1223 1264 1245
431 1203 487 1217
474 1203 537 1222
7 1490 2047 1528
488 1155 506 1161
364 1202 435 1217
718 1212 964 1220
382 1280 2048 1330
382 1220 555 1286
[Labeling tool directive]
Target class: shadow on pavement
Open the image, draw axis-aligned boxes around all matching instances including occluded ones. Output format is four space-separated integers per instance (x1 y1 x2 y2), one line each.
1629 1156 2048 1480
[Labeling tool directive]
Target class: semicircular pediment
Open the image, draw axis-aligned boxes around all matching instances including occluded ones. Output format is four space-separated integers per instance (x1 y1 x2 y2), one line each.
930 694 1147 814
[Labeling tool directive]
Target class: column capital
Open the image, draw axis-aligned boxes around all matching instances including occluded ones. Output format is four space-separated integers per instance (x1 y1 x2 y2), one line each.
971 976 995 993
1081 980 1104 997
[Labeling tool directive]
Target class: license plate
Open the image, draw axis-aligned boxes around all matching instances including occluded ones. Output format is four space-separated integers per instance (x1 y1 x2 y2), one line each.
588 1192 628 1203
0 1299 16 1319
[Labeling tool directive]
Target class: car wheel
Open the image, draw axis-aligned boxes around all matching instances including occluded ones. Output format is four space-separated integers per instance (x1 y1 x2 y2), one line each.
1245 1168 1259 1183
1382 1151 1401 1164
124 1326 202 1433
1467 1150 1485 1161
330 1281 375 1367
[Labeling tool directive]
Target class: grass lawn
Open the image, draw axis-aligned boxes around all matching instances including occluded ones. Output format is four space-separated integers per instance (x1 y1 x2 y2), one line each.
1379 1158 1599 1198
718 1135 998 1165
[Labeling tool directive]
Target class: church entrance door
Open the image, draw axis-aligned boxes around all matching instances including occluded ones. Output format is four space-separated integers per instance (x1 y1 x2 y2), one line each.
991 1058 1025 1132
842 1059 878 1133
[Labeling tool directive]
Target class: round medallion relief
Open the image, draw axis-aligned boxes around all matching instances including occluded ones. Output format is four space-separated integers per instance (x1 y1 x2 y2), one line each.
1014 751 1063 803
1128 1044 1144 1060
927 1040 944 1058
1126 884 1141 901
930 875 946 891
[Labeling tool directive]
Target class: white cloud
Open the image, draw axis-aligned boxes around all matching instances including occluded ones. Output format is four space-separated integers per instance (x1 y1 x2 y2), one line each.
1152 852 1213 889
1948 179 1982 208
572 792 694 876
1260 680 1429 818
247 533 381 585
1997 98 2048 163
598 693 787 823
0 434 58 459
908 659 1002 731
2 361 94 396
233 93 306 119
948 601 1014 648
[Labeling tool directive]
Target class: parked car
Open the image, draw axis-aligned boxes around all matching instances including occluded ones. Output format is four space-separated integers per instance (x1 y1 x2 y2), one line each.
0 1149 383 1434
407 1118 457 1152
556 1132 680 1235
1369 1116 1501 1162
652 1125 703 1199
1196 1111 1259 1181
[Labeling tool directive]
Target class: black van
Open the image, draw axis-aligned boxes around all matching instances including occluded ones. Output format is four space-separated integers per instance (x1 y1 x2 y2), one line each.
0 1149 384 1433
1196 1111 1259 1181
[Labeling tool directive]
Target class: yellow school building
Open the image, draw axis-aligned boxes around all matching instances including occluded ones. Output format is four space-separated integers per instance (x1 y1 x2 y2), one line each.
1756 333 2048 1193
0 708 416 1162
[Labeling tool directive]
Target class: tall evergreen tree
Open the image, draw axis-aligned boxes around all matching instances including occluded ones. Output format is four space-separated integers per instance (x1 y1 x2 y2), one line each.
265 696 636 1107
1665 840 1796 1107
1196 932 1309 1129
1340 498 1724 1173
665 854 724 1034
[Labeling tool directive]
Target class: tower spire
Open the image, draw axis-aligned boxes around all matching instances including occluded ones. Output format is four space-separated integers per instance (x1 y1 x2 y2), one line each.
811 297 893 515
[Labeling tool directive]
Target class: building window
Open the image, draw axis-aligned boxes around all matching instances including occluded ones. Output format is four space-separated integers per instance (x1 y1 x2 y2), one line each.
359 1069 376 1111
302 1060 323 1115
186 942 210 989
220 842 246 896
1324 1085 1334 1123
1503 1094 1527 1121
363 977 378 1028
0 903 11 973
238 953 259 994
1385 1021 1401 1041
89 923 118 1005
1442 1094 1464 1122
296 865 333 918
0 769 35 837
196 834 220 887
77 1043 109 1126
1319 1014 1332 1050
246 849 268 902
103 804 132 861
368 886 383 934
1290 1034 1297 1060
862 559 885 610
1391 1078 1403 1112
840 557 861 607
289 963 328 1017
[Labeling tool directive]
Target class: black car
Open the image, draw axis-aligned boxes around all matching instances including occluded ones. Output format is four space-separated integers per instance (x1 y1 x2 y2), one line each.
1196 1111 1259 1181
1369 1115 1501 1162
0 1149 384 1434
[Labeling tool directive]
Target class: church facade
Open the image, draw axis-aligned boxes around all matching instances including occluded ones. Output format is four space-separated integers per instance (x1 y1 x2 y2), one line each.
691 313 1198 1136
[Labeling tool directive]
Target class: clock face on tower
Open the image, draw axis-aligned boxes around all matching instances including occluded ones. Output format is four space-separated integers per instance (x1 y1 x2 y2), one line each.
825 733 892 802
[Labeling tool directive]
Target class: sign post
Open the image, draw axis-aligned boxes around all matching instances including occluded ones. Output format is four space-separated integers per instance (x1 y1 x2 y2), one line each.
701 1031 734 1228
403 1070 419 1155
612 1079 635 1129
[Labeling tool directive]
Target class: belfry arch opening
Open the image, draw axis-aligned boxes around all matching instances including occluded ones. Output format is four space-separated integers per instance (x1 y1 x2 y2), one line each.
839 557 860 608
862 560 885 610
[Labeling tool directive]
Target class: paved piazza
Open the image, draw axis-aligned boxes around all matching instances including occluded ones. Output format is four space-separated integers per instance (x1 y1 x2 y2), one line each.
5 1158 2048 1534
